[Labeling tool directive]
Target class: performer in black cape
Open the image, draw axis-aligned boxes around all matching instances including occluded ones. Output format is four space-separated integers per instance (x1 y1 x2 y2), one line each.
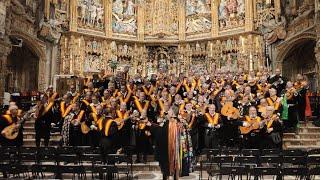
147 107 193 180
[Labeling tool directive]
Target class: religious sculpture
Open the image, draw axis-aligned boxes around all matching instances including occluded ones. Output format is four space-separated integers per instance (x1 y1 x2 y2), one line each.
112 0 137 35
218 0 245 30
145 0 178 37
186 0 211 34
262 15 287 45
83 40 106 73
78 0 104 30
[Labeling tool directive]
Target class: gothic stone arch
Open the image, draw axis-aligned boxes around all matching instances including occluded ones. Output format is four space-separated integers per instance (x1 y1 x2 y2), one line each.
9 30 47 91
275 31 318 69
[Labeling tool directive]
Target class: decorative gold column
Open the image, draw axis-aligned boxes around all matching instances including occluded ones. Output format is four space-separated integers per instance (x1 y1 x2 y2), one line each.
274 0 281 17
245 0 254 31
105 0 112 37
137 3 145 41
212 0 219 37
69 0 77 32
178 0 186 41
44 0 50 20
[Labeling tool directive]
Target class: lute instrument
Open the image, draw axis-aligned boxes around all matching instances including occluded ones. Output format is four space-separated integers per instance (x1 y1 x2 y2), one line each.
2 108 34 140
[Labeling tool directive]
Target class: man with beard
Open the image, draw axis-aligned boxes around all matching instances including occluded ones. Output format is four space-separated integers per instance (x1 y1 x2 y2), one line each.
199 104 222 149
261 106 283 149
0 105 24 147
241 106 263 149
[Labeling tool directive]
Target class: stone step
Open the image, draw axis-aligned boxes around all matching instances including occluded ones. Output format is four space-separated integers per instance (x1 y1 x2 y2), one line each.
284 138 320 146
285 145 320 150
298 127 320 133
24 126 35 131
284 133 320 139
298 122 315 127
23 138 62 147
23 132 61 140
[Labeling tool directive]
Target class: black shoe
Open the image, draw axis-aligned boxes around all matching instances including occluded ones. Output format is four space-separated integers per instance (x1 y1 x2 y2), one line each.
135 159 141 164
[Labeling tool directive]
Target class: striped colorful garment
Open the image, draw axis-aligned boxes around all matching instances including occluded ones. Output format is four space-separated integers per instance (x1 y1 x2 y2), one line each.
168 121 194 177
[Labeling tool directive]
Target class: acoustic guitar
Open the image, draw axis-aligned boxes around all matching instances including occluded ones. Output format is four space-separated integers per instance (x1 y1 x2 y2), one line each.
2 109 34 140
239 116 262 135
221 102 240 120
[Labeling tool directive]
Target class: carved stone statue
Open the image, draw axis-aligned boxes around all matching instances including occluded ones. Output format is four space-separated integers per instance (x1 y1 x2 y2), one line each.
226 0 238 17
124 0 135 17
196 0 209 14
112 0 137 34
80 0 87 23
96 4 104 24
262 15 287 45
113 0 124 16
89 2 97 25
123 44 128 54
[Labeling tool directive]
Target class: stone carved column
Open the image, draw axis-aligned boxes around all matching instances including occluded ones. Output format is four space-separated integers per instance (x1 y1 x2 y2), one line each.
178 0 186 41
0 42 11 105
44 0 50 20
69 0 77 31
137 3 145 41
212 0 219 37
105 0 112 37
245 0 254 31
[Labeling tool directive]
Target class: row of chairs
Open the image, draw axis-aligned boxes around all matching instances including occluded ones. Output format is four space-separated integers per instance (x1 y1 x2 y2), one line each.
200 148 320 180
0 146 133 179
203 166 320 180
201 148 320 157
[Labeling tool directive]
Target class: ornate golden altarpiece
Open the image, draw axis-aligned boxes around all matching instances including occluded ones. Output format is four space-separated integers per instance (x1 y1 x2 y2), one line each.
54 0 281 78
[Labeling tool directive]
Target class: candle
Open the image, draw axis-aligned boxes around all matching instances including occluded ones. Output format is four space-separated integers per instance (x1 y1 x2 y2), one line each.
249 53 253 71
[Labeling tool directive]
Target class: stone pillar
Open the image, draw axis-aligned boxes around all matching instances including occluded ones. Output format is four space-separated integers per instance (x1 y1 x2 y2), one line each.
212 0 219 37
45 42 53 87
69 0 78 32
105 0 112 37
178 0 186 41
245 0 254 31
0 41 11 105
50 43 59 85
0 0 11 105
137 2 145 41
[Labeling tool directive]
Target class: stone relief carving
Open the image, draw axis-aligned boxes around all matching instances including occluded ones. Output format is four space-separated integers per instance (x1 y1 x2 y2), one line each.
112 0 137 35
78 0 104 30
83 40 106 73
145 0 178 37
218 0 245 30
186 0 212 34
262 15 287 45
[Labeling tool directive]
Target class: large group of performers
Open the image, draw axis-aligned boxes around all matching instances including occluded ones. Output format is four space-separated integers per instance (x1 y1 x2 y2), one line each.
0 67 311 179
